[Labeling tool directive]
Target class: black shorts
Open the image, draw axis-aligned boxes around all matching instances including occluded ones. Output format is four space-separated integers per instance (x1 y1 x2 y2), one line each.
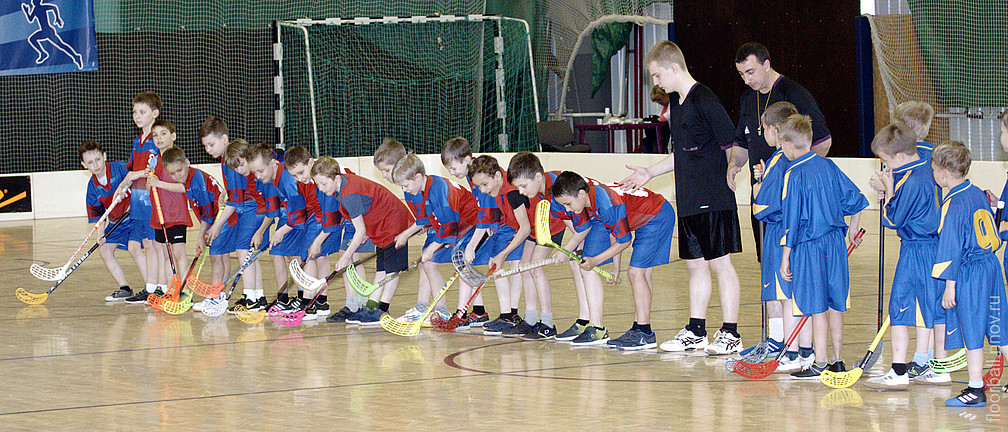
527 230 564 246
678 210 742 260
154 225 187 244
375 242 408 274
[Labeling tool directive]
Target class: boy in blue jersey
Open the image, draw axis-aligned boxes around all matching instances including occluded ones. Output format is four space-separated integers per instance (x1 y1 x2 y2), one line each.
778 114 868 380
80 141 138 301
751 102 816 372
551 172 675 349
864 122 943 390
393 154 480 325
198 117 269 312
930 141 1003 406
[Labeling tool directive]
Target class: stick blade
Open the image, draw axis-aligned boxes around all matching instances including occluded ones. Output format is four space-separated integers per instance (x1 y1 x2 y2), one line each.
235 304 267 324
534 200 552 245
381 313 421 336
15 288 49 305
188 276 224 298
734 359 779 379
346 266 378 296
862 340 884 370
267 306 303 326
30 264 66 282
432 314 461 333
929 349 968 373
146 293 168 311
161 296 193 315
451 249 487 286
289 259 324 291
819 368 863 389
202 300 228 317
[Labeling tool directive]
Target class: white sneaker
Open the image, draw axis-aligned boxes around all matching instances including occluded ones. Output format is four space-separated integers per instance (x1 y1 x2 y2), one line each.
397 307 423 323
799 353 815 369
705 330 743 355
864 369 909 391
777 353 805 373
914 369 952 385
192 295 222 312
659 328 708 352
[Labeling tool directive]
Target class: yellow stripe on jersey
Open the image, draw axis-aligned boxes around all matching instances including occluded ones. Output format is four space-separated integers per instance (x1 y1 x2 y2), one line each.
893 170 911 193
938 200 950 233
915 300 925 327
932 261 951 278
792 299 804 317
780 230 787 246
776 274 788 301
752 203 769 215
782 170 791 200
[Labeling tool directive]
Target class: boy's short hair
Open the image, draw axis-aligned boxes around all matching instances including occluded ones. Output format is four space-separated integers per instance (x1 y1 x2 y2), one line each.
763 101 798 127
373 138 406 167
776 114 813 149
246 143 276 164
161 146 186 166
932 141 971 177
133 91 162 111
506 151 544 183
441 137 472 166
891 101 934 130
224 138 250 169
468 154 501 178
735 42 771 64
870 122 918 157
550 171 589 198
199 116 228 140
153 118 175 133
392 153 426 183
643 40 687 70
285 146 311 167
311 156 341 179
78 140 102 160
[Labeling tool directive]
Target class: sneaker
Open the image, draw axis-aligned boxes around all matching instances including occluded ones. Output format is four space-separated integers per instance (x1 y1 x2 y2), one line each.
864 369 910 391
192 294 224 312
705 330 743 355
907 361 929 378
277 297 302 313
945 387 987 407
397 307 423 323
247 297 268 312
326 306 356 323
502 320 535 337
105 287 133 302
467 312 489 327
227 295 252 314
315 301 330 317
125 289 156 304
827 361 847 373
358 308 386 326
346 307 371 324
739 338 784 357
523 322 557 340
914 369 952 385
482 316 515 336
303 302 319 321
570 326 610 346
659 328 708 352
799 353 816 369
556 322 589 342
777 352 805 373
607 328 658 351
790 362 828 380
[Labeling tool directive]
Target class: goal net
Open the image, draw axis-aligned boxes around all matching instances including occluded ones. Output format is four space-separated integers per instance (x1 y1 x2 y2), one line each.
277 15 539 156
866 1 1008 160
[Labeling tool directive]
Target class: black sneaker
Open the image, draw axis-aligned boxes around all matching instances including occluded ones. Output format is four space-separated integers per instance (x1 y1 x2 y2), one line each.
275 297 300 313
247 296 268 312
827 361 846 373
303 302 319 321
945 387 987 407
228 295 251 314
502 320 534 337
125 289 155 304
467 312 489 328
523 322 557 340
105 287 133 302
315 301 330 317
907 361 929 378
327 306 355 323
790 362 828 380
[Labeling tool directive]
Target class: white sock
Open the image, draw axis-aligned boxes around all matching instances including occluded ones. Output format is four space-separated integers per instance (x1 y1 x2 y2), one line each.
768 317 784 341
243 289 254 299
157 284 168 292
145 283 157 293
254 289 264 300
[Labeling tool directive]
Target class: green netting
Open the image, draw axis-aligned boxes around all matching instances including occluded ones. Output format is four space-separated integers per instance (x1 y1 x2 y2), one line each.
278 17 538 156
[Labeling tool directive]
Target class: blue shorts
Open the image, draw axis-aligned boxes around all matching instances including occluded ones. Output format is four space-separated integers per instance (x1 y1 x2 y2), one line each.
270 225 309 258
104 218 131 250
472 225 525 265
341 220 376 253
890 239 939 328
943 254 1000 350
760 221 790 302
791 229 849 317
988 279 1008 347
579 219 614 266
424 228 455 263
210 208 267 256
128 188 155 243
628 201 675 269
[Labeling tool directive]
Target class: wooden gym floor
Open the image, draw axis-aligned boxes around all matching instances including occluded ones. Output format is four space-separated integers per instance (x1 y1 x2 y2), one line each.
1 207 1005 431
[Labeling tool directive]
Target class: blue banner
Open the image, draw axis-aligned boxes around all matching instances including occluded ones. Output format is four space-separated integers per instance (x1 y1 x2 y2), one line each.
0 0 97 76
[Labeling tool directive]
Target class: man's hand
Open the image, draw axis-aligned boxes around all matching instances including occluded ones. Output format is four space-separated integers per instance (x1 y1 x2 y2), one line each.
726 163 742 191
618 165 653 191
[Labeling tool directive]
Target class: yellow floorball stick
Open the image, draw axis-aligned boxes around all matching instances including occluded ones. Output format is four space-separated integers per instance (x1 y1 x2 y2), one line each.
534 199 620 284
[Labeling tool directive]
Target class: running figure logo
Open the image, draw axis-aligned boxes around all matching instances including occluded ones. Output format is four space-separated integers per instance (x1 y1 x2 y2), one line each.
21 0 83 69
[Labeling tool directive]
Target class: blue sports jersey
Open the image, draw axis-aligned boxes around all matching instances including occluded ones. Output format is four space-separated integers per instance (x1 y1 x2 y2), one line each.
917 141 934 160
782 152 869 248
404 175 478 245
184 167 223 224
882 157 940 241
1000 173 1008 242
125 132 158 191
753 149 792 302
86 160 130 223
932 180 1002 281
567 179 633 244
258 162 310 229
316 184 344 234
753 148 790 225
220 159 259 213
467 175 501 230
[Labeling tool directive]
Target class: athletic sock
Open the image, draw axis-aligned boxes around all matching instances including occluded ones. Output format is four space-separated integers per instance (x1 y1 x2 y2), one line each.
243 288 254 299
799 346 814 358
721 322 739 338
576 318 590 326
145 283 157 293
785 351 799 361
378 301 390 312
298 290 305 301
968 381 984 389
768 317 784 341
318 295 327 304
913 351 931 364
416 302 429 312
813 361 828 369
639 324 652 334
688 317 706 337
892 362 908 376
511 308 519 315
435 304 449 315
365 299 379 309
253 289 264 300
472 305 486 315
346 296 360 312
278 292 289 302
540 312 553 327
525 310 539 326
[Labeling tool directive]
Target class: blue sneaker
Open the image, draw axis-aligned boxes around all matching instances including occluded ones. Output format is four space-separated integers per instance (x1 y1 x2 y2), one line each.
483 316 515 335
358 308 387 326
738 338 784 357
606 328 657 350
945 387 986 407
346 307 371 324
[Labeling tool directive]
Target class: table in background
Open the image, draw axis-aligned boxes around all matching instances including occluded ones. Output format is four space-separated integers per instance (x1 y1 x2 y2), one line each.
574 122 664 153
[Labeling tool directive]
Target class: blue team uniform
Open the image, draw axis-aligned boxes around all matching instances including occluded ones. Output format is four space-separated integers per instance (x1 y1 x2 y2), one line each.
85 160 132 249
260 162 315 260
934 181 1004 350
125 133 157 242
466 172 526 265
404 175 478 264
213 159 267 255
782 152 869 316
183 167 223 225
753 149 791 302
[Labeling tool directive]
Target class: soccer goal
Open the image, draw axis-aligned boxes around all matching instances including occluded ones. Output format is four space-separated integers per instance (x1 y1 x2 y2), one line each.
274 15 540 157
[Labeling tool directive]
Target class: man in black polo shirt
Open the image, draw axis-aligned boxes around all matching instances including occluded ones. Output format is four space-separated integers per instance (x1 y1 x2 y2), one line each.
726 42 832 350
621 40 743 356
